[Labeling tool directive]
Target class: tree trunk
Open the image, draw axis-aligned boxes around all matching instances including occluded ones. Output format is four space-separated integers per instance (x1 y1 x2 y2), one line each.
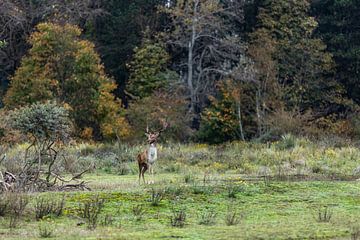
237 102 245 141
187 0 198 114
255 88 262 137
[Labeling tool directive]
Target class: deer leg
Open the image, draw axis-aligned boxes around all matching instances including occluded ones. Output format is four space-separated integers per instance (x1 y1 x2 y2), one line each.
151 165 154 184
142 169 146 184
141 166 147 184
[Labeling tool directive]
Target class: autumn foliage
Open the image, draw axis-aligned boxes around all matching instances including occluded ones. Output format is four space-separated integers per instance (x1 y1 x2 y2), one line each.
4 23 129 139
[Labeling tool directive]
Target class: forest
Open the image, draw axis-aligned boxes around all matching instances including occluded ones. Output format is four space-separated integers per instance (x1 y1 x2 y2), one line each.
0 0 359 239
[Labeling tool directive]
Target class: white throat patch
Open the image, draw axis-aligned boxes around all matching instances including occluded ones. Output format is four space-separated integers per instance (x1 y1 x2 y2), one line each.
148 144 157 164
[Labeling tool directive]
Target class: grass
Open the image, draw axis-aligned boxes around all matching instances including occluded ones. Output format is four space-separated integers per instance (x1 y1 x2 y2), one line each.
0 173 359 239
1 138 360 239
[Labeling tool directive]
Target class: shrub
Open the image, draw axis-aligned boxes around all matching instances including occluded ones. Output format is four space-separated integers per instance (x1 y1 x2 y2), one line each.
226 183 242 198
34 195 65 220
8 193 30 228
10 102 72 143
275 134 296 150
225 205 242 226
38 221 55 238
100 214 115 227
79 195 105 230
0 193 10 216
316 205 333 223
184 172 195 184
170 208 186 228
198 209 217 225
150 188 164 207
132 204 146 221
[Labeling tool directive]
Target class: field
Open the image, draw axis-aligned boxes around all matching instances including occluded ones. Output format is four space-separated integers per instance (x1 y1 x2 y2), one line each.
1 137 360 239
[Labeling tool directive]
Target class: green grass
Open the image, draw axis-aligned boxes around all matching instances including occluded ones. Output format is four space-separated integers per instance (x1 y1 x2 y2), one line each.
1 173 359 239
1 138 360 239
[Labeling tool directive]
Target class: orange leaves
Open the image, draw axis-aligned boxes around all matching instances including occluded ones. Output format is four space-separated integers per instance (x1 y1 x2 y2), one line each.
4 22 130 140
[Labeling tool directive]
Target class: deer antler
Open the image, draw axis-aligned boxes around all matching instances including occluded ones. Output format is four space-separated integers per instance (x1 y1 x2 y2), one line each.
157 119 169 135
145 122 150 137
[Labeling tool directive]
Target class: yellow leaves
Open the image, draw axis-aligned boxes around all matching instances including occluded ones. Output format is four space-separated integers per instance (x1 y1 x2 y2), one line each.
101 116 131 140
80 127 93 141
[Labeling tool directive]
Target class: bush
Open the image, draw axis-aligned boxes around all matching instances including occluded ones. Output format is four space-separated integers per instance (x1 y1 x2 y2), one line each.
8 193 30 228
316 205 333 223
198 209 217 225
150 188 164 207
38 221 55 238
132 204 146 221
225 205 242 226
264 108 314 139
10 101 72 143
170 208 186 228
0 193 10 216
100 214 115 227
34 195 65 220
275 134 296 150
79 195 105 230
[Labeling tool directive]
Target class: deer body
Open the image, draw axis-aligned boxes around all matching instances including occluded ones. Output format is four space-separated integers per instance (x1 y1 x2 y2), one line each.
137 121 167 184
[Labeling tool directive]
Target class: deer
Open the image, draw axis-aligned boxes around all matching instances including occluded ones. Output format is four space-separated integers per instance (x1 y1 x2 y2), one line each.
137 120 168 184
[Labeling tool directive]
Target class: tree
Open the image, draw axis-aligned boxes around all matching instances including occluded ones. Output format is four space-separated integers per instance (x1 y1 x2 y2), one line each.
86 0 169 103
7 102 92 191
127 35 174 98
251 0 345 115
9 102 71 190
246 28 282 137
127 89 192 142
197 80 242 144
312 0 360 105
0 0 103 105
161 0 245 125
4 23 129 139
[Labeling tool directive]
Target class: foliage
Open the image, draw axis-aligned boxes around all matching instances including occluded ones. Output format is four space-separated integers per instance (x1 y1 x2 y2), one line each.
316 205 334 223
150 188 164 206
4 23 129 139
127 89 192 142
132 204 146 221
170 208 186 228
225 205 242 226
312 0 360 105
34 195 65 220
198 80 241 144
10 102 72 143
263 108 314 139
127 36 173 98
251 0 346 116
0 193 10 216
161 0 245 119
0 108 23 145
78 194 105 230
8 193 30 228
85 0 167 98
38 221 55 238
0 40 6 48
198 209 217 225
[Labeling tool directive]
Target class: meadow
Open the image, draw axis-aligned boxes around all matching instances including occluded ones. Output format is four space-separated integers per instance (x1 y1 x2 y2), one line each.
0 136 360 239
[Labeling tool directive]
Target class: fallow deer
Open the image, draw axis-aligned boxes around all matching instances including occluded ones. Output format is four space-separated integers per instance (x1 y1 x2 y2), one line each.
137 120 168 184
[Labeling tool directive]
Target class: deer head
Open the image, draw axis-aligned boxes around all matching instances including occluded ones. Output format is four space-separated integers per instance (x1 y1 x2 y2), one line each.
145 119 168 144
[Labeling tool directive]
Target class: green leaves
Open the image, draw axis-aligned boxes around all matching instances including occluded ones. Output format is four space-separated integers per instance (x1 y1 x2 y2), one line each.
127 39 171 98
4 23 128 139
10 102 71 142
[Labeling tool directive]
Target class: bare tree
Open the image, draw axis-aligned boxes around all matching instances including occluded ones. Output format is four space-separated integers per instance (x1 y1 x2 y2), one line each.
161 0 245 125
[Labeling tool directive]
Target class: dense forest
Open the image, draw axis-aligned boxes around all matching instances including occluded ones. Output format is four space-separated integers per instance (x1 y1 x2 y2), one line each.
1 0 359 143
